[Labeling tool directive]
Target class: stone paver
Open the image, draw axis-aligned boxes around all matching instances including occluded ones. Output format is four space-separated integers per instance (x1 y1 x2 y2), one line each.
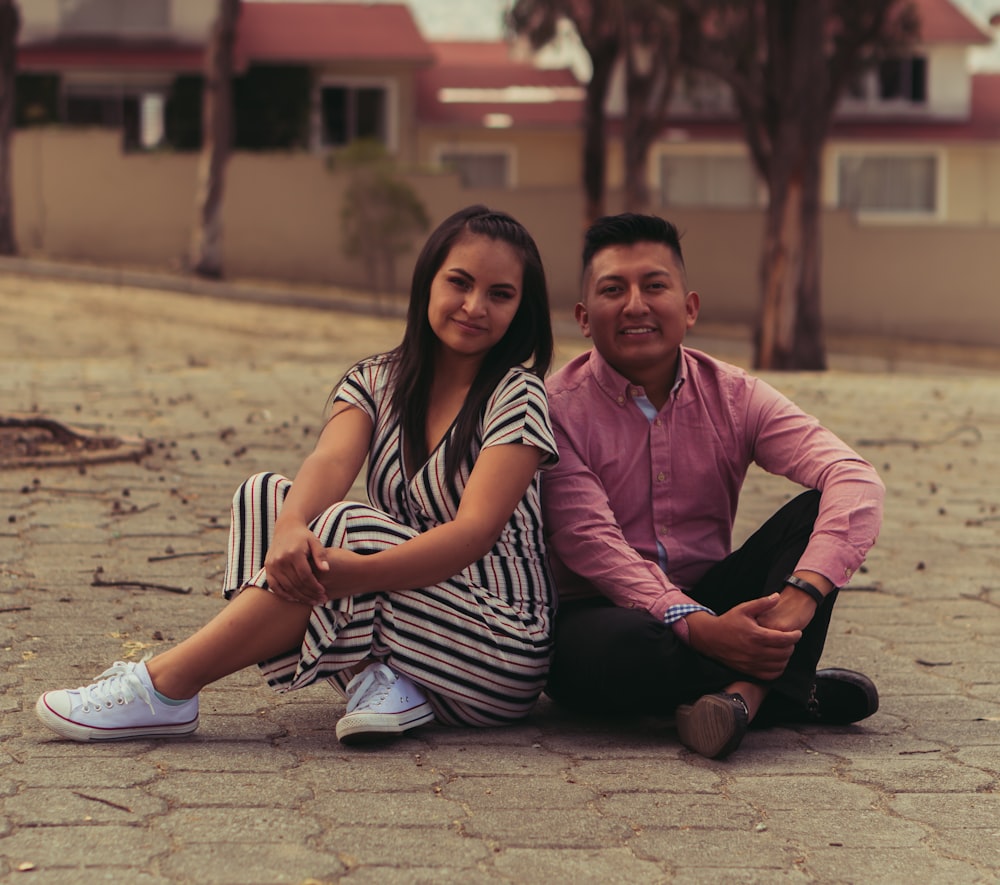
1 271 998 883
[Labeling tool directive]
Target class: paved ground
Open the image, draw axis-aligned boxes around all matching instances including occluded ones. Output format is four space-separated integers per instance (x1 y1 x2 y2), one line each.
1 269 998 884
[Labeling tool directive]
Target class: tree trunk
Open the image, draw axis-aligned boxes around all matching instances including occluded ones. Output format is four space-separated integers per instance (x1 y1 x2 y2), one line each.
0 0 20 256
756 142 827 370
582 44 616 227
190 0 240 279
622 4 677 213
754 1 828 370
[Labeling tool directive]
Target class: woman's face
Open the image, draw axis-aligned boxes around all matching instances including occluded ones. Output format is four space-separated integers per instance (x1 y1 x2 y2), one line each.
426 233 524 366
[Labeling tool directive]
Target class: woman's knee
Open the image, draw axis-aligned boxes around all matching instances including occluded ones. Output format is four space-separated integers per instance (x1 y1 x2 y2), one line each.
233 471 290 508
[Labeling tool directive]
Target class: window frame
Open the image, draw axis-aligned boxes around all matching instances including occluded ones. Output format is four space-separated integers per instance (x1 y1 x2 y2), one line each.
314 75 398 152
432 143 517 189
655 147 763 210
834 147 944 220
841 54 930 115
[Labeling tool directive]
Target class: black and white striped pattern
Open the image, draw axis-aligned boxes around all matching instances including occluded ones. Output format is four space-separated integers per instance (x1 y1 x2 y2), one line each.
223 360 558 726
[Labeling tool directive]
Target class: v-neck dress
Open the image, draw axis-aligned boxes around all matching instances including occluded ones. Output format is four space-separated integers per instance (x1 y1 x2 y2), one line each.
223 356 558 726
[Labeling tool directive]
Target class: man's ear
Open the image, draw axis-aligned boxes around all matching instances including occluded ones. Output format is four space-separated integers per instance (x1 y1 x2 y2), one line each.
685 290 700 330
574 302 592 339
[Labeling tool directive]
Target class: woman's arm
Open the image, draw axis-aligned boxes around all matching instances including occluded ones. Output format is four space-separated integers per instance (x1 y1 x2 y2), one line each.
316 442 544 598
265 404 372 602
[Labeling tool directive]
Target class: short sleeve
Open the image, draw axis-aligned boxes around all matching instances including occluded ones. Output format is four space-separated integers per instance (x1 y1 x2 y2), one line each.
331 358 386 424
481 370 559 469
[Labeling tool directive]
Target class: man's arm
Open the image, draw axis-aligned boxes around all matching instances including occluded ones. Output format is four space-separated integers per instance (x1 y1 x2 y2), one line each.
542 416 702 622
747 379 885 631
685 596 802 681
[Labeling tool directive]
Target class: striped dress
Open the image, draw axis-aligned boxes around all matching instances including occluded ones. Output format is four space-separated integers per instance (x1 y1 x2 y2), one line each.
223 357 558 726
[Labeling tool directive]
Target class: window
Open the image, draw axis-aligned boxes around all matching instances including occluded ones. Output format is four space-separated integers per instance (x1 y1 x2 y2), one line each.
837 154 937 214
845 56 928 107
878 57 927 104
59 0 169 32
63 84 147 150
439 151 510 188
659 155 759 208
321 85 387 146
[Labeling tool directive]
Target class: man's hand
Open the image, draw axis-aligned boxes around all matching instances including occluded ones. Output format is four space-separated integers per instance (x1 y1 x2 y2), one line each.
756 590 817 633
757 570 831 632
685 594 802 681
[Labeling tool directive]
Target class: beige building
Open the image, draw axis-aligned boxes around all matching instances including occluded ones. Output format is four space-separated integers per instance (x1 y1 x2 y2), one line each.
8 0 1000 347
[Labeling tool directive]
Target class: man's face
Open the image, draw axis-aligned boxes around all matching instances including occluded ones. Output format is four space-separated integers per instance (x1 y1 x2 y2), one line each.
576 241 699 384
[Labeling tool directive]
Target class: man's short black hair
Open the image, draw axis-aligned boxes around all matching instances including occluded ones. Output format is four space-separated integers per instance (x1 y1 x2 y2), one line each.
582 213 685 275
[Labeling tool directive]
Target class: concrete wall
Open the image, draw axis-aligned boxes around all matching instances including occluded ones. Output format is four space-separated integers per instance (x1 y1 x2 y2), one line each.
416 128 582 189
9 128 1000 347
20 0 215 42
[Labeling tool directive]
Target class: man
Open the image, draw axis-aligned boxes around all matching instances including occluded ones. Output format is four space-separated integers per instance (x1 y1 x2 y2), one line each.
542 213 884 759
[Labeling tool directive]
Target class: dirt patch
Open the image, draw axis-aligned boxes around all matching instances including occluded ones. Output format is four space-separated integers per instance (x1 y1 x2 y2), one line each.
0 414 152 469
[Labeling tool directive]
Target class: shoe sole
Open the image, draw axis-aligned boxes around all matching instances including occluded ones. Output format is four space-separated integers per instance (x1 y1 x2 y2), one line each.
676 696 745 759
335 701 434 745
35 695 199 742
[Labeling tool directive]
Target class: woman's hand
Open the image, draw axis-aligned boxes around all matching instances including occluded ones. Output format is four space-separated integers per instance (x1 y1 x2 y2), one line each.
259 404 373 607
264 522 329 606
315 548 370 596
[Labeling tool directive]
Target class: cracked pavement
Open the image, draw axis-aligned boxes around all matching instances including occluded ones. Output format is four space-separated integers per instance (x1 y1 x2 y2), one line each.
1 270 998 884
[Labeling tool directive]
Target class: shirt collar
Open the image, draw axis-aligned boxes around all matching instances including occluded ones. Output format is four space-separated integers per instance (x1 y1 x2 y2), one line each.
588 347 688 407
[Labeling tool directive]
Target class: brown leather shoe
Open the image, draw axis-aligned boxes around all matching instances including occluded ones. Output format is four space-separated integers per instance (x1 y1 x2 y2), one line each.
676 692 750 759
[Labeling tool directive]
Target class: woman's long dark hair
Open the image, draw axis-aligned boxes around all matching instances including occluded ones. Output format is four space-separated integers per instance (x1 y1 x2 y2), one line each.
390 204 553 482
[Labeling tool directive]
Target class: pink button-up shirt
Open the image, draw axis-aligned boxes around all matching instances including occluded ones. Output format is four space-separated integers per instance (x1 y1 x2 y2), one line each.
542 347 884 624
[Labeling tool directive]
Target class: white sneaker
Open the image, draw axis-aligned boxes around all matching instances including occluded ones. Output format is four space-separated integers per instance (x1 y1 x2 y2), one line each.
35 660 199 742
335 662 434 744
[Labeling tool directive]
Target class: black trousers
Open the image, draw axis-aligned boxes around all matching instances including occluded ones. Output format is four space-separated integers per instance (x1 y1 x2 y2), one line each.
545 491 836 715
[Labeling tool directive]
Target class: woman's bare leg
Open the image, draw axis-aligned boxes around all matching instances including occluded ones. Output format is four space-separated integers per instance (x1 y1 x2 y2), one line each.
146 587 314 699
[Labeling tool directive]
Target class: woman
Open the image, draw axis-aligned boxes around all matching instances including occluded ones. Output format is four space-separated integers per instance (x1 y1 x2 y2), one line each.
36 205 557 744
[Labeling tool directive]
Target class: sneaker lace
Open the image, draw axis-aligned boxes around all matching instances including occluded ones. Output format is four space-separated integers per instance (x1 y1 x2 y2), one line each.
77 661 155 715
344 663 396 714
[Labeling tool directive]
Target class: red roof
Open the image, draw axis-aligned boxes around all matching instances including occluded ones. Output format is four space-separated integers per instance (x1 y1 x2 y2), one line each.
17 2 433 73
235 2 433 65
912 0 992 45
18 38 204 73
418 41 583 129
431 41 528 66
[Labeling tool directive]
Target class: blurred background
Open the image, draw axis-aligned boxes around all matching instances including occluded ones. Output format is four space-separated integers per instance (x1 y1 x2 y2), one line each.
3 0 1000 368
